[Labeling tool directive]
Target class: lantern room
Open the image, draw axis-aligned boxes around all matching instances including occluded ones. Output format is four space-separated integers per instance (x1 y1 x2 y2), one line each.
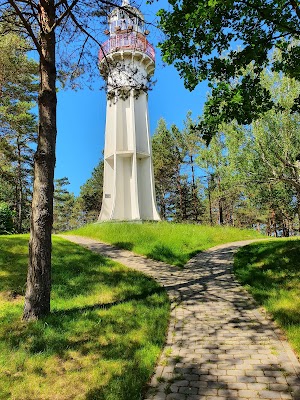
107 1 145 35
99 0 155 66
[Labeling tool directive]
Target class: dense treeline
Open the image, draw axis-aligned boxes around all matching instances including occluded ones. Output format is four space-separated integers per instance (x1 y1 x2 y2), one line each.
0 25 38 233
0 25 104 234
152 68 300 237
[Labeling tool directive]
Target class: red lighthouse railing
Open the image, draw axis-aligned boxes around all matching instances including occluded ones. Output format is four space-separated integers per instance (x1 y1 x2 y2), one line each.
99 33 155 63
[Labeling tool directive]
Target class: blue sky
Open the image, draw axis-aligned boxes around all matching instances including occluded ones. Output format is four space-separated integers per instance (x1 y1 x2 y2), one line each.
54 0 209 195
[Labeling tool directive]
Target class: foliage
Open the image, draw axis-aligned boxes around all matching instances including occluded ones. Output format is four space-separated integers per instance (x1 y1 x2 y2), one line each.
234 239 300 357
77 158 104 224
150 65 300 235
152 118 181 219
53 178 77 233
157 0 300 141
0 26 38 233
0 23 38 106
152 117 204 221
68 222 265 267
0 202 15 234
0 235 169 399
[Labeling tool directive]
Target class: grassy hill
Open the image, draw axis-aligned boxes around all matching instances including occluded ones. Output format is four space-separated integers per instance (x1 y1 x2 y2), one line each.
68 222 266 267
0 235 169 400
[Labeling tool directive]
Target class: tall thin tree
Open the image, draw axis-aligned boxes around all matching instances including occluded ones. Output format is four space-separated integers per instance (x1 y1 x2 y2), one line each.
0 0 137 320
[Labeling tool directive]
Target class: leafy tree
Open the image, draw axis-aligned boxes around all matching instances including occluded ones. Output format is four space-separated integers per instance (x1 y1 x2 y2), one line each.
0 202 15 234
152 119 189 220
1 102 37 232
152 117 205 222
157 0 300 141
53 177 76 232
0 27 38 232
78 158 104 224
181 112 204 222
0 23 37 106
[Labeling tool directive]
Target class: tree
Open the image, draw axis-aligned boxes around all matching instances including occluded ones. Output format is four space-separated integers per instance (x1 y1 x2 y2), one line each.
157 0 300 141
53 177 76 232
0 202 15 234
152 118 205 222
1 101 37 232
152 119 183 220
249 71 300 233
78 158 104 224
0 0 136 320
0 27 38 232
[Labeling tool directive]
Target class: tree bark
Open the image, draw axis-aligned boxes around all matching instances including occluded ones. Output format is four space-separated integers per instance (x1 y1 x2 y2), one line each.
17 137 23 233
23 0 57 320
207 174 213 225
176 172 183 221
190 155 198 222
217 176 224 225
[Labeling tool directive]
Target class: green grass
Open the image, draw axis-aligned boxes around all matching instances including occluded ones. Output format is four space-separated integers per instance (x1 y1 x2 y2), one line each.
68 222 265 267
234 239 300 357
0 235 169 400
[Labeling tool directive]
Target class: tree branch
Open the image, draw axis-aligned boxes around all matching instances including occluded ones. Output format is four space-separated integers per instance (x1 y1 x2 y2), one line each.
50 0 80 32
67 6 112 72
7 0 41 55
238 0 300 35
289 0 300 20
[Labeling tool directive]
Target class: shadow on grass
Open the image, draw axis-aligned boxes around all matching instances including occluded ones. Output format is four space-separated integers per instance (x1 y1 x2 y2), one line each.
145 244 203 268
112 242 134 251
146 244 185 267
234 240 300 291
0 236 169 400
51 285 165 317
0 236 29 295
234 239 300 337
85 362 151 400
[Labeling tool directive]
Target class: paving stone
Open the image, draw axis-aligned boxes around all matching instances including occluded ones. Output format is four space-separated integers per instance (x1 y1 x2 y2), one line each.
239 389 260 397
62 236 300 400
165 394 186 400
258 389 283 398
178 386 198 395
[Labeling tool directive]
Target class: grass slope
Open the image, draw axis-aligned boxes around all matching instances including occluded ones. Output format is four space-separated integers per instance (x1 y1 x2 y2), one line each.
234 239 300 357
68 222 265 267
0 235 169 400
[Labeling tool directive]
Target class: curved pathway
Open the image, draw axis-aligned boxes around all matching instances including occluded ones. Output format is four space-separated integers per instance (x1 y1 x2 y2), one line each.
62 236 300 400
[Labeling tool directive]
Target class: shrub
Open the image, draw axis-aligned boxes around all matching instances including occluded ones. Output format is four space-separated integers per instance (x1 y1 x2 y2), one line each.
0 202 15 234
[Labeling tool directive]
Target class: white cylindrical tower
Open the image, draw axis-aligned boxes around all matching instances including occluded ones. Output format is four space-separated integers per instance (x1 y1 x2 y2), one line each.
98 0 160 221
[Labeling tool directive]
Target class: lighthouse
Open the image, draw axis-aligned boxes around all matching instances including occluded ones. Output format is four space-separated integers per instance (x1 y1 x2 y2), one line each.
98 0 160 221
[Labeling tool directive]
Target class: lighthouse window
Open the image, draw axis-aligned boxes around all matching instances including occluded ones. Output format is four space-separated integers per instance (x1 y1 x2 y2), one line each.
110 20 118 32
121 19 127 30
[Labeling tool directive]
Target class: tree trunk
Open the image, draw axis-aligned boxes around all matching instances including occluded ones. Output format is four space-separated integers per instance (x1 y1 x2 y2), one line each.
176 172 183 221
23 1 57 320
207 175 213 225
217 176 224 225
296 191 300 235
190 155 198 221
17 137 23 233
219 199 224 225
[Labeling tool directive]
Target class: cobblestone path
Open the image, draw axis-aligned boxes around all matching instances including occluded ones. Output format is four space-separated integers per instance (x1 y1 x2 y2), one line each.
62 236 300 400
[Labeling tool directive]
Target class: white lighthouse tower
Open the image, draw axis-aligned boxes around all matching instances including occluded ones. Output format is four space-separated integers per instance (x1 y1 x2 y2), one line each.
98 0 160 222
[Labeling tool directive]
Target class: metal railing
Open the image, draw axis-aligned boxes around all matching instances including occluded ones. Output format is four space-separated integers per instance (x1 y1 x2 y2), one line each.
99 33 155 62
